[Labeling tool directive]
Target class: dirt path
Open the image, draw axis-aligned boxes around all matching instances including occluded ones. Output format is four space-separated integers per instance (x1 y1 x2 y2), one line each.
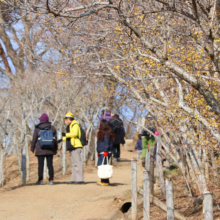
0 147 143 220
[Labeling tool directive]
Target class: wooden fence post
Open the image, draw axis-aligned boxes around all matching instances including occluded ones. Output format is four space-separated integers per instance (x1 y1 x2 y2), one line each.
145 150 150 170
149 147 155 195
131 159 137 220
138 187 186 220
156 136 165 195
0 147 4 187
166 179 174 220
204 191 213 220
143 170 150 220
62 141 66 175
165 141 170 171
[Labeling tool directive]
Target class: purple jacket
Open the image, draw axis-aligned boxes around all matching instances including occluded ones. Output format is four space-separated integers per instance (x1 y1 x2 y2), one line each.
99 110 111 122
135 139 142 151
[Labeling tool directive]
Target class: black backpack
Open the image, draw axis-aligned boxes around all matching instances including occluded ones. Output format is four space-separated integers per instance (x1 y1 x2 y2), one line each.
142 127 155 138
72 123 87 146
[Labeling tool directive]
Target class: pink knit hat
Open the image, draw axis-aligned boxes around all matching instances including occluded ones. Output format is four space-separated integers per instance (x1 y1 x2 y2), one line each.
155 131 159 135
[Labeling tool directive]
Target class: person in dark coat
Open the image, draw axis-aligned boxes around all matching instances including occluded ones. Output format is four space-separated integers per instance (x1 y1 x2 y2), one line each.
97 119 115 186
108 109 125 162
31 113 58 185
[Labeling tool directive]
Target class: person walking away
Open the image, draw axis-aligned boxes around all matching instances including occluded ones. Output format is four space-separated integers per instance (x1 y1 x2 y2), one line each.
99 109 112 122
97 119 115 186
62 112 84 184
31 113 58 185
109 109 125 162
133 134 142 162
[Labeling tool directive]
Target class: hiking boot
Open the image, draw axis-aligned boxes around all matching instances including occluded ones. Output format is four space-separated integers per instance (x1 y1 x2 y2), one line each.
47 180 54 185
35 180 43 185
97 181 109 186
74 181 85 185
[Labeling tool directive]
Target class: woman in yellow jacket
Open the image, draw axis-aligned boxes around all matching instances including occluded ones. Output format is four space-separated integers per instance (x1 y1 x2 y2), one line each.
62 112 84 184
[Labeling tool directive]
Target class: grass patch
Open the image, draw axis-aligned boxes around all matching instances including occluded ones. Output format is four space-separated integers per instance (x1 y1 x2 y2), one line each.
164 167 181 178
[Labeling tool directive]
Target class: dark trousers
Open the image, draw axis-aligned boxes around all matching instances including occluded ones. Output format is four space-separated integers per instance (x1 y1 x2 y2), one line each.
37 155 54 181
113 144 120 159
97 153 112 183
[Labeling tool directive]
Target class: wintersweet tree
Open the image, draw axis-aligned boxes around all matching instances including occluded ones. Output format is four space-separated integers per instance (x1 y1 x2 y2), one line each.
21 0 220 195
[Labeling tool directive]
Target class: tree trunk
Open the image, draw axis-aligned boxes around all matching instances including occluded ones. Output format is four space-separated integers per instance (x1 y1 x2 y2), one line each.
185 149 201 194
216 0 220 22
160 127 186 176
203 149 209 182
25 130 29 181
21 117 26 185
193 148 208 191
57 128 62 164
21 146 26 185
95 136 98 167
211 150 218 183
62 141 66 175
0 146 5 187
189 149 207 192
13 136 22 174
156 136 165 195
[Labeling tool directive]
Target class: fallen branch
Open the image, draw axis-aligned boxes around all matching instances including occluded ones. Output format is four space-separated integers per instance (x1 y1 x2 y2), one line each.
138 187 186 220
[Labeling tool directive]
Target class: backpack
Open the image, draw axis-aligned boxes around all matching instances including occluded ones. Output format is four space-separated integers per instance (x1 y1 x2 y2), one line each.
142 127 155 138
72 123 88 146
38 128 54 149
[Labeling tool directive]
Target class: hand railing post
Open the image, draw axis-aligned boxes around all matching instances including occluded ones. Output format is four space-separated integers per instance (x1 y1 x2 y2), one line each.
131 159 137 220
143 170 150 220
204 191 213 220
166 179 174 220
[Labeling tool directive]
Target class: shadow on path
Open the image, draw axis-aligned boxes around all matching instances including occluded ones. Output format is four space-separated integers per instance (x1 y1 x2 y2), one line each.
54 181 97 185
114 158 131 163
4 183 36 192
109 182 127 186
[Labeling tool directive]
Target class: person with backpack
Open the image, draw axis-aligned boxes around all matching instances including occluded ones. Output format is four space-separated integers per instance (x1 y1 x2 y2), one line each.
62 112 84 184
109 109 125 162
133 134 142 163
31 113 58 185
97 119 115 186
